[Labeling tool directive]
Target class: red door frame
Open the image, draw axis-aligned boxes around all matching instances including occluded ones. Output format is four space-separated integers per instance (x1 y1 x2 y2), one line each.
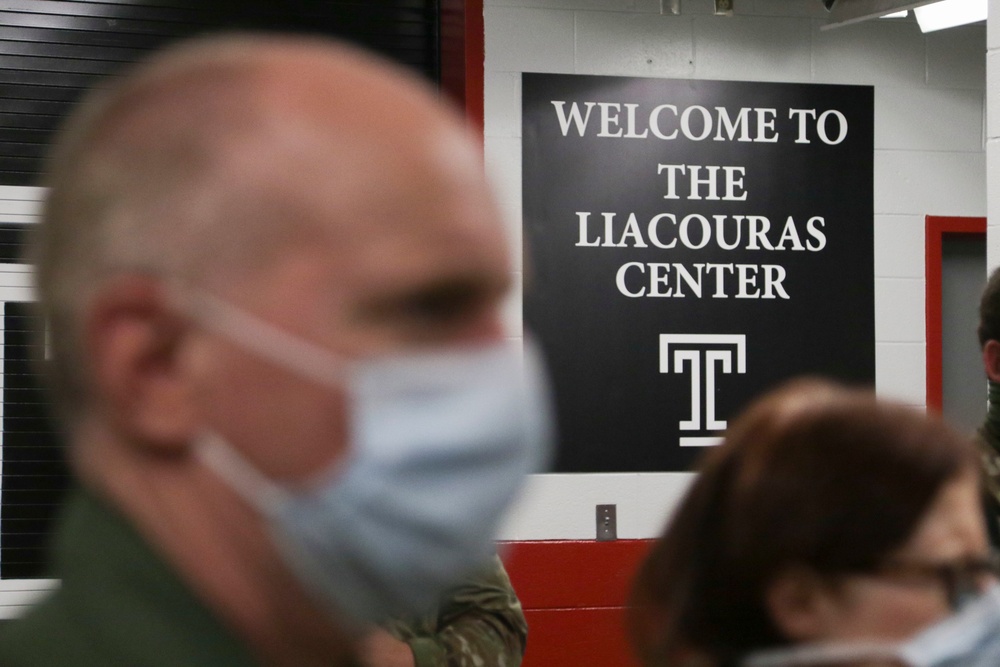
925 215 986 411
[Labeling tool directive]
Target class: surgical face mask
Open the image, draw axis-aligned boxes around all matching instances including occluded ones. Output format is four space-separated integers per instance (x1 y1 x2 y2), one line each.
741 584 1000 667
183 290 554 626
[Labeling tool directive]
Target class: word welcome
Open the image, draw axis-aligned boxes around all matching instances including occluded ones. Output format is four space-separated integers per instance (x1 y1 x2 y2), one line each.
551 101 848 145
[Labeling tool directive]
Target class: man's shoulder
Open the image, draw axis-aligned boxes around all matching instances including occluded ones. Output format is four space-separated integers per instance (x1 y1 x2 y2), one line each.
0 490 256 667
0 590 101 666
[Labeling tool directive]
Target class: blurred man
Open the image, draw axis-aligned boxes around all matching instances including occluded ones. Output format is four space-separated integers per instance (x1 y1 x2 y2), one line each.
0 34 549 667
977 266 1000 545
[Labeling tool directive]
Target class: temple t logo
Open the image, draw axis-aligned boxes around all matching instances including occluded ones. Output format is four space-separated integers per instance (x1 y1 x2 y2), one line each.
659 334 747 447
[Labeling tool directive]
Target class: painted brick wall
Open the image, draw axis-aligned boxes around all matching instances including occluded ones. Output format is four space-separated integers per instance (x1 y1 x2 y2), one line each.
491 8 988 663
487 0 987 543
502 540 651 667
989 0 1000 271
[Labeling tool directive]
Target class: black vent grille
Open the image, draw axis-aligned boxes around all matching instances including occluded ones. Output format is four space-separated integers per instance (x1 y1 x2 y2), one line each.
0 0 443 580
2 301 67 580
0 0 441 185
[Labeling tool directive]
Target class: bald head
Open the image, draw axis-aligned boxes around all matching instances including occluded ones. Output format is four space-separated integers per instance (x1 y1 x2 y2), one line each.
36 34 503 419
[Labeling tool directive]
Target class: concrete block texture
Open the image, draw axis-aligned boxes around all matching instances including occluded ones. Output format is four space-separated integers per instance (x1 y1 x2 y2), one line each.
989 52 1000 139
989 223 1000 273
484 135 524 271
875 341 926 406
875 86 983 152
575 11 694 77
991 0 1000 50
751 0 828 19
633 0 717 15
875 150 986 217
484 71 522 138
812 19 927 87
926 24 986 90
874 214 924 279
485 7 576 73
875 277 925 343
694 15 813 82
991 1 1000 273
987 142 1000 270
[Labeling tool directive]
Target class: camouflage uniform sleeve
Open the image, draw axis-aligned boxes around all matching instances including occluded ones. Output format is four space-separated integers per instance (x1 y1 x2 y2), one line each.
405 555 527 667
977 426 1000 547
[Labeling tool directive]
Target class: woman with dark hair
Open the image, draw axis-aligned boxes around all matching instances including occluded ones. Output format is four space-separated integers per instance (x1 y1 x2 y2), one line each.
629 379 1000 667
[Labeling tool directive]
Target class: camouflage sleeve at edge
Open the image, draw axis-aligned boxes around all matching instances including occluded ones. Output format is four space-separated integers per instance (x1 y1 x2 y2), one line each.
406 556 527 667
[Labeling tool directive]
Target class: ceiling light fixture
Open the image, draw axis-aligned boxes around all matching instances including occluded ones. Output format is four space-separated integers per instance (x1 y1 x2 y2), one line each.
822 0 924 30
821 0 985 30
913 0 986 32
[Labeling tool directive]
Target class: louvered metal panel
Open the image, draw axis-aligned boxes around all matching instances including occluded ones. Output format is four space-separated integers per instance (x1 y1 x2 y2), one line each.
1 300 67 579
0 0 441 186
0 1 442 580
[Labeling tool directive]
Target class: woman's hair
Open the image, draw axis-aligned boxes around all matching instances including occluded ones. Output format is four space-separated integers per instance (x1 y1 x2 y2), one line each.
628 378 978 667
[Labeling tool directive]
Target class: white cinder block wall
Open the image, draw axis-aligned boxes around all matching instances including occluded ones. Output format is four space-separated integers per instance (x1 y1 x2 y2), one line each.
990 0 1000 271
489 0 987 541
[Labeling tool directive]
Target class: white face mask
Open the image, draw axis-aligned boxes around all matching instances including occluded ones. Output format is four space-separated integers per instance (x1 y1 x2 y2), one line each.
741 584 1000 667
182 290 554 626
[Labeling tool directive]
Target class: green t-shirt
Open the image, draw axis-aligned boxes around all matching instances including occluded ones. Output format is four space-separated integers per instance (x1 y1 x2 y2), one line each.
0 489 255 666
0 489 527 667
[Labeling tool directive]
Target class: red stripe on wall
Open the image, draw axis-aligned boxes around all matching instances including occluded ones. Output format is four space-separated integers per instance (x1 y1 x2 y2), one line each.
524 608 641 667
501 540 654 667
440 0 484 135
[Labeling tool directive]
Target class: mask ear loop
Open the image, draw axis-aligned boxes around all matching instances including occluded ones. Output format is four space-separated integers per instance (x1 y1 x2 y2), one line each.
195 431 293 516
170 287 350 508
177 288 349 389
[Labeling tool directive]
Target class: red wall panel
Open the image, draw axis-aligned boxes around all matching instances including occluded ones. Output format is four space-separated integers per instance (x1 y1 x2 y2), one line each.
524 608 639 667
502 540 654 667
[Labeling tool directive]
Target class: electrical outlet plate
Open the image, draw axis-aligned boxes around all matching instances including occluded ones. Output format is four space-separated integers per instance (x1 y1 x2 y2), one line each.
596 504 617 541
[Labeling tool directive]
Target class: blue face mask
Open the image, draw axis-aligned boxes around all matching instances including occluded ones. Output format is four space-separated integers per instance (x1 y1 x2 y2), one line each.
742 584 1000 667
184 290 554 626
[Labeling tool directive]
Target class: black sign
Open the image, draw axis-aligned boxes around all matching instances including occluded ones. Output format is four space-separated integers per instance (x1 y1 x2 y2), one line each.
523 73 874 473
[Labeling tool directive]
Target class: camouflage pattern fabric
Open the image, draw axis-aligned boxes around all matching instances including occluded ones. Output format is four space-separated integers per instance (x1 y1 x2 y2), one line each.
381 555 527 667
978 381 1000 546
980 422 1000 510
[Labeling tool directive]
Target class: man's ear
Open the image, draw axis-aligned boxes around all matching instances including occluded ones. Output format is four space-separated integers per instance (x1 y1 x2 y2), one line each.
984 340 1000 383
85 275 198 453
764 566 839 642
